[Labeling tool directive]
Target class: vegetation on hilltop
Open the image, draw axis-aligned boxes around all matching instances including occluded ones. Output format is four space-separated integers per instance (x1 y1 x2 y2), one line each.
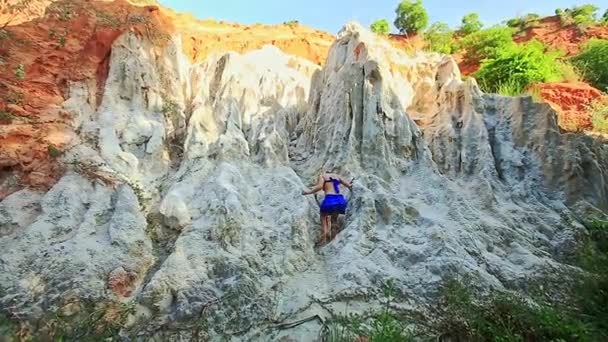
373 0 608 133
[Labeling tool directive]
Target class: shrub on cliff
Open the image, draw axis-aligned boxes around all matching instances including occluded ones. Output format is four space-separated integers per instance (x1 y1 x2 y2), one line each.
456 26 515 61
458 13 483 35
394 0 429 35
506 13 541 30
424 22 454 54
475 40 564 95
571 38 608 92
559 4 600 26
588 96 608 134
370 19 390 35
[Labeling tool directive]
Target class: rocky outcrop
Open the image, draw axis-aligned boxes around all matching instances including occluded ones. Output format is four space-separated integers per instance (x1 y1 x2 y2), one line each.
1 20 607 341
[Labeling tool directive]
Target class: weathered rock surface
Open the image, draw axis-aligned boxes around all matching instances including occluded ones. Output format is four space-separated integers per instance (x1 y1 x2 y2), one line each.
1 21 607 340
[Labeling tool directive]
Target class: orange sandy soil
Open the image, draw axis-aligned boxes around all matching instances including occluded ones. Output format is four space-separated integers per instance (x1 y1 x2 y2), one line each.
0 0 334 198
532 82 604 132
513 16 608 55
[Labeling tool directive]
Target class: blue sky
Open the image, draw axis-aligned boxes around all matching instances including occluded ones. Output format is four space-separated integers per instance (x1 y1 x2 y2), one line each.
158 0 607 34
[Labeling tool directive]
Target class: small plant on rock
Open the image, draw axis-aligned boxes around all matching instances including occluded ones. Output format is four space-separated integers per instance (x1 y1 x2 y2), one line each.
15 64 25 80
0 111 14 123
47 144 62 158
588 96 608 134
56 33 67 49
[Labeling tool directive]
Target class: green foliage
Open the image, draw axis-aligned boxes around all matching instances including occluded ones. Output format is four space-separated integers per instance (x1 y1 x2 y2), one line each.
424 22 454 54
0 312 17 340
47 144 62 158
15 64 25 80
603 9 608 23
161 98 180 117
458 13 483 35
56 33 67 49
475 40 564 95
560 4 600 25
555 8 563 16
370 19 390 35
322 279 414 341
436 276 598 341
283 20 299 25
588 96 608 134
506 13 541 30
456 26 515 60
393 0 428 35
571 38 608 91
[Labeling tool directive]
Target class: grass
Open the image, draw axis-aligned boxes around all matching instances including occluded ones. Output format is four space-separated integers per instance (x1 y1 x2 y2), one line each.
495 79 525 96
322 279 415 341
95 10 121 28
526 86 544 103
161 98 180 117
588 96 608 134
56 33 67 49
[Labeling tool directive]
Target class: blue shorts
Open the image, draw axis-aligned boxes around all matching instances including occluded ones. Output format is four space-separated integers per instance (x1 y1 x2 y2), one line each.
320 194 347 215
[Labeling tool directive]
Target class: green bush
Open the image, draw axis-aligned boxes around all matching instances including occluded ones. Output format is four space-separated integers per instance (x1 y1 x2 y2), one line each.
459 13 483 35
588 96 608 134
475 40 564 95
571 38 608 91
370 19 390 35
506 13 541 30
436 276 598 341
456 26 515 61
15 64 25 80
603 9 608 23
424 22 454 54
561 4 600 25
394 0 428 35
323 279 415 341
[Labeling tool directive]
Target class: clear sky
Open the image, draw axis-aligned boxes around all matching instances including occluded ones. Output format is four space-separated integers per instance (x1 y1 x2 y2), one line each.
157 0 607 34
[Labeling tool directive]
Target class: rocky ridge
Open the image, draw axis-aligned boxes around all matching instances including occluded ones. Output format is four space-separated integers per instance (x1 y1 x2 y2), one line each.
0 16 607 342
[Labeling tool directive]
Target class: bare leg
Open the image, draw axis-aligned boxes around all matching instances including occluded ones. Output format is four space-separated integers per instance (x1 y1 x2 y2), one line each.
318 213 329 245
330 214 339 238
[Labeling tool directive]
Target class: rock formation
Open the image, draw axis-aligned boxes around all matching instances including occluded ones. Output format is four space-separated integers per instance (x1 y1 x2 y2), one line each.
1 18 607 340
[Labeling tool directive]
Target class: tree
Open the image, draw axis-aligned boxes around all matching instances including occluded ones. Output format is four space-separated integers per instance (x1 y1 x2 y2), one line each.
370 19 390 35
424 22 454 54
459 13 483 35
602 9 608 23
394 0 429 35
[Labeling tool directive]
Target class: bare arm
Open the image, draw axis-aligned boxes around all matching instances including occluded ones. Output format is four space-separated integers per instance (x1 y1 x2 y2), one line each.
303 176 324 195
339 175 352 189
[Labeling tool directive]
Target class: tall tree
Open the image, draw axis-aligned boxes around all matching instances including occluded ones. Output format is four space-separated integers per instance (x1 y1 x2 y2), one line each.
393 0 429 35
